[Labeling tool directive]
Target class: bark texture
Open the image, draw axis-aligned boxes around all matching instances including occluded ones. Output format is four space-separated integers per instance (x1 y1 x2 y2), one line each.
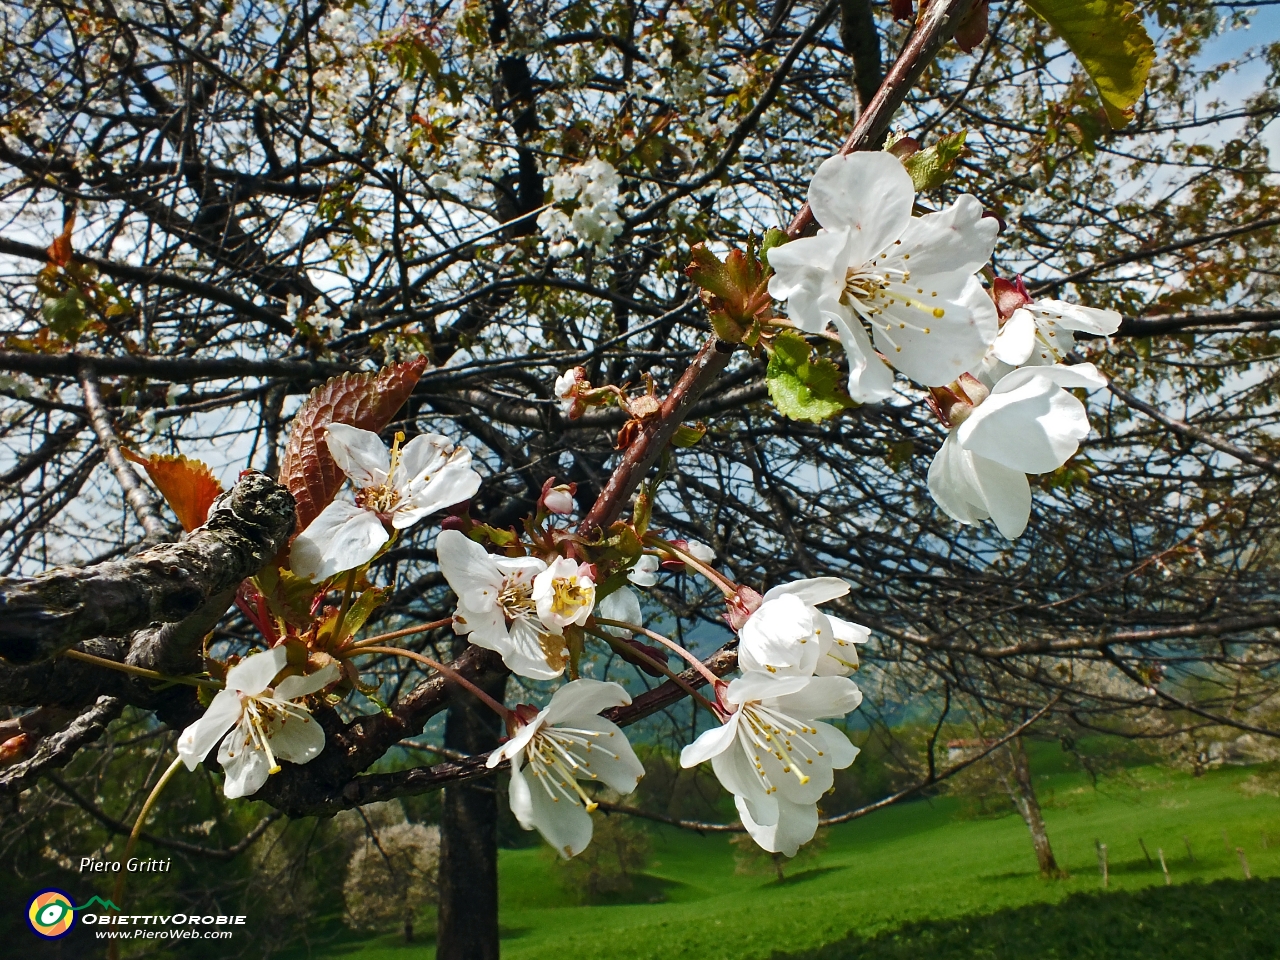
0 472 295 664
998 736 1065 878
436 654 507 960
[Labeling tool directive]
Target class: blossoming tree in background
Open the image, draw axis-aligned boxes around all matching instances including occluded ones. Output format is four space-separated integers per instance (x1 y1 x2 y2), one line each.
1 0 1279 956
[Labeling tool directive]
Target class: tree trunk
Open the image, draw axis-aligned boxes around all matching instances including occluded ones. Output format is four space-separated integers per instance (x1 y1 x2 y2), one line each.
436 655 506 960
999 736 1065 878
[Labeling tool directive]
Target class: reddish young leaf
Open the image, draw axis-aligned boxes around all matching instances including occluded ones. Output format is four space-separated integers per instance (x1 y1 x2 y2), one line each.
47 212 75 268
279 357 429 532
954 0 990 53
121 449 224 532
890 0 914 21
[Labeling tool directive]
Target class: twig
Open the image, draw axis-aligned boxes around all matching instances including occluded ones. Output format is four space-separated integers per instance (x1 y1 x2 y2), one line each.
78 358 168 542
1108 381 1280 475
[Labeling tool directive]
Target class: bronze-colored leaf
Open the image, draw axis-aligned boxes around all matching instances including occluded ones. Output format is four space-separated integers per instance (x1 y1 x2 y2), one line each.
122 449 224 532
279 357 429 532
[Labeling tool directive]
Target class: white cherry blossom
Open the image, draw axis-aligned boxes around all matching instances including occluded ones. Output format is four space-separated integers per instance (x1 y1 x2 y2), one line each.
627 554 660 586
739 578 871 678
993 298 1122 368
532 557 596 632
177 646 340 799
291 424 482 581
436 530 565 680
596 585 643 638
488 679 644 858
768 151 999 403
928 363 1108 540
680 673 863 856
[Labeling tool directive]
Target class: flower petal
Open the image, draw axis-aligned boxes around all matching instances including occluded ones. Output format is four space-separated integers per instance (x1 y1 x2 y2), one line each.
325 423 390 488
959 373 1091 474
273 662 341 701
176 690 241 769
992 309 1036 365
893 193 998 277
264 708 326 764
811 720 860 769
397 433 451 485
739 594 820 677
767 229 854 334
807 152 915 266
501 617 567 681
507 756 535 817
970 453 1033 540
224 646 287 697
736 793 818 858
927 433 991 527
521 762 595 858
1031 299 1121 336
714 734 778 825
542 678 631 727
436 530 503 612
833 311 895 403
597 586 642 637
290 500 388 581
872 274 998 388
680 713 740 768
393 452 482 528
767 675 863 719
763 577 851 605
557 714 645 794
217 720 272 799
725 672 813 705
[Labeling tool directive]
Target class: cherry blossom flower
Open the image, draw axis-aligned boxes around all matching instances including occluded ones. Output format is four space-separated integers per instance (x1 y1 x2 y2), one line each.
291 424 482 581
928 363 1108 539
680 673 863 856
768 152 999 402
738 578 870 678
596 585 643 638
436 530 566 680
993 298 1122 368
488 679 644 858
627 554 661 586
533 557 597 633
177 646 340 799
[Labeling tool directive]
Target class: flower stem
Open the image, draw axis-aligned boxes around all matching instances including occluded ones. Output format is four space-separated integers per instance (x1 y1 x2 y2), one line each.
108 756 185 960
643 533 737 596
356 647 513 724
583 625 725 719
592 617 723 687
61 648 223 690
329 568 358 643
346 617 455 650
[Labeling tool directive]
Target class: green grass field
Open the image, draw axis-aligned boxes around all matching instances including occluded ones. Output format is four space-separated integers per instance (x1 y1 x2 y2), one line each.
306 762 1280 960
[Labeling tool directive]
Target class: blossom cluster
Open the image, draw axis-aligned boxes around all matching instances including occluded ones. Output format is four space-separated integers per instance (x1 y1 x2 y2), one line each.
769 152 1121 539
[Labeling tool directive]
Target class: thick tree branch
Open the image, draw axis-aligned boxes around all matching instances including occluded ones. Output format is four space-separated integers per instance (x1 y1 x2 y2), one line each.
0 473 295 664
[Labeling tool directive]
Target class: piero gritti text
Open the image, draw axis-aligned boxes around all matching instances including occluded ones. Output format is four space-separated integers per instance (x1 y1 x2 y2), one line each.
80 855 172 873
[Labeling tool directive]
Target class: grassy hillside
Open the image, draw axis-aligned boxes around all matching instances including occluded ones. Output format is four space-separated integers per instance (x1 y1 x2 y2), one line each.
301 763 1280 960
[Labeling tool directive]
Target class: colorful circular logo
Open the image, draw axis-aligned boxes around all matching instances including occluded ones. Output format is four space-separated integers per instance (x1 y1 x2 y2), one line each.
27 889 76 939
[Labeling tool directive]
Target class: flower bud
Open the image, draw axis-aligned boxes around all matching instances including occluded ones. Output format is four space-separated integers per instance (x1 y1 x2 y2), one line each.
723 585 764 632
543 484 576 515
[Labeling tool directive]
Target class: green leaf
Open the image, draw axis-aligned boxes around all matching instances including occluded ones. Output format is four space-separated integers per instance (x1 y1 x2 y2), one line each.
901 131 968 191
670 422 707 447
766 331 855 423
1024 0 1155 128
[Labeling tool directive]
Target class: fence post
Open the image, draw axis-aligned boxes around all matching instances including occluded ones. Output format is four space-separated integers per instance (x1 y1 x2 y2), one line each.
1236 847 1252 880
1158 847 1171 886
1095 840 1109 889
1183 835 1195 862
1138 838 1153 868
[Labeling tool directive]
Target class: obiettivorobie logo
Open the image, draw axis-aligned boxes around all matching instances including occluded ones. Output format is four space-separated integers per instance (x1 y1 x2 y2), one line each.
26 890 119 939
